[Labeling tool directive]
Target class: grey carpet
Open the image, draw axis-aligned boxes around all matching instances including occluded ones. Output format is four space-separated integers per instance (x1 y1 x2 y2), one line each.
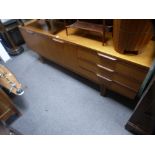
4 45 133 135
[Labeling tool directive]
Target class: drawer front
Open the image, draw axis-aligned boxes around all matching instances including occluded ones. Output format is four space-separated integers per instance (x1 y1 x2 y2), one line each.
97 74 136 99
77 47 99 64
78 67 99 83
110 82 137 99
115 62 148 82
20 27 66 64
63 43 78 71
113 74 142 92
97 74 112 87
97 64 114 79
97 52 117 70
78 58 98 83
78 59 97 73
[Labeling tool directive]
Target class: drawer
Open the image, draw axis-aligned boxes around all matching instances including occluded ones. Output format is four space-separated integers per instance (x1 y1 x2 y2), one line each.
110 82 137 99
97 52 117 70
113 73 142 92
78 67 99 83
97 64 114 79
97 74 112 87
115 62 148 82
97 74 137 99
77 47 99 64
78 59 97 73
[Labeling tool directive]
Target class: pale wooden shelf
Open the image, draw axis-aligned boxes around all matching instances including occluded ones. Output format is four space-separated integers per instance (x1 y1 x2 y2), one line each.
66 20 104 34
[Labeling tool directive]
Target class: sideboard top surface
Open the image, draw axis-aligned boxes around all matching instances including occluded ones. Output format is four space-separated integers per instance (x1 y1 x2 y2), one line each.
22 21 155 68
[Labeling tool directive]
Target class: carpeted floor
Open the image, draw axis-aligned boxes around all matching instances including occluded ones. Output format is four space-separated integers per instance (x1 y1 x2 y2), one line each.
4 45 133 135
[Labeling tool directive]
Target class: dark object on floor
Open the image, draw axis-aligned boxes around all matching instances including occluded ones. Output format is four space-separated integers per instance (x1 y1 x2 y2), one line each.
0 20 24 56
6 46 24 56
0 121 22 135
2 19 25 46
0 122 10 134
125 75 155 134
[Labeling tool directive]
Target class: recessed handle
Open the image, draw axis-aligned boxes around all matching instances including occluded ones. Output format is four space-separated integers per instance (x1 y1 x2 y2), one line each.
52 38 64 44
26 30 35 34
96 74 112 82
97 64 114 72
97 53 117 61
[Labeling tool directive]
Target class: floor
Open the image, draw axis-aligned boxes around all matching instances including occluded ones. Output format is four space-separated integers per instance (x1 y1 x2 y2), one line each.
3 45 133 135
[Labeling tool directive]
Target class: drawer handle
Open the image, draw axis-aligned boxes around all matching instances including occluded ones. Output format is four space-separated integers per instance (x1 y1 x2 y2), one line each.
97 53 117 61
52 38 64 44
97 64 114 72
96 74 112 82
26 30 35 34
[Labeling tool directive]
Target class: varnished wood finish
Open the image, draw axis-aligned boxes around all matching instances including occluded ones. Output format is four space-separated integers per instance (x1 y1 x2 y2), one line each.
97 52 117 70
77 46 99 64
110 81 137 99
20 21 154 68
57 28 154 68
97 74 137 99
113 19 153 54
115 62 148 82
0 89 19 121
65 20 106 45
113 74 141 91
0 65 23 95
67 20 104 33
19 20 155 99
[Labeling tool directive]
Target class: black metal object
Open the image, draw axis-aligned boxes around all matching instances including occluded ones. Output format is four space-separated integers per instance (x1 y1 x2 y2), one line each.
0 19 24 56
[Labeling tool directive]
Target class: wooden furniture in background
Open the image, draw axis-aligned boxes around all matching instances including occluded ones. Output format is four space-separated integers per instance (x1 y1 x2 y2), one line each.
19 20 154 100
0 20 24 55
0 65 23 122
0 20 17 51
113 19 153 54
0 89 19 121
0 64 24 96
38 19 65 34
65 20 110 45
125 75 155 134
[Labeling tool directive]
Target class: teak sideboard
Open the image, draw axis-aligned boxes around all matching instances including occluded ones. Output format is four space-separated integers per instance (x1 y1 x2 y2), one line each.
19 20 155 99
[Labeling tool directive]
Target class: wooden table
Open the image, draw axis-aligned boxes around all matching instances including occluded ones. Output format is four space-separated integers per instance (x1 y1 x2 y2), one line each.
19 20 155 100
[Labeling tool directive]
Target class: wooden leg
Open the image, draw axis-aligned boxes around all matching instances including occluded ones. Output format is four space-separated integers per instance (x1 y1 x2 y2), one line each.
64 20 68 36
65 27 68 36
100 85 107 96
12 105 21 117
102 19 106 45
